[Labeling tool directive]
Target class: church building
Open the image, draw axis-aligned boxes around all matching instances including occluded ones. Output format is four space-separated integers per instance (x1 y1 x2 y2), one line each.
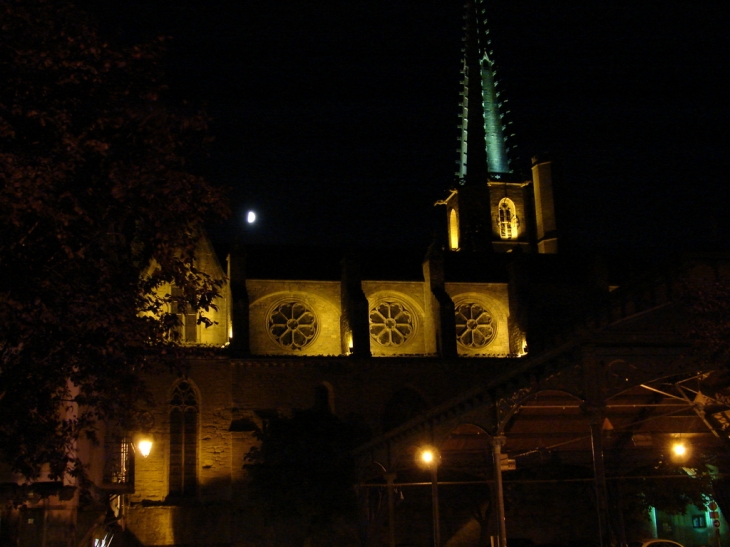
3 2 730 547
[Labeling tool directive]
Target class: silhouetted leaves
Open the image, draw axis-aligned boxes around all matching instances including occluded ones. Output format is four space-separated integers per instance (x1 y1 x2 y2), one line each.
0 0 227 479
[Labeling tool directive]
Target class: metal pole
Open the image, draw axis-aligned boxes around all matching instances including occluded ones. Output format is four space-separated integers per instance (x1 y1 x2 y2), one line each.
588 409 611 547
581 345 611 547
492 435 507 547
385 472 397 547
431 464 441 547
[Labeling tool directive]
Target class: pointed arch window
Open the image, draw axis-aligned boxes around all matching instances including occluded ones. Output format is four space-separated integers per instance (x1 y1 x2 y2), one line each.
448 209 459 250
498 198 518 240
169 381 198 497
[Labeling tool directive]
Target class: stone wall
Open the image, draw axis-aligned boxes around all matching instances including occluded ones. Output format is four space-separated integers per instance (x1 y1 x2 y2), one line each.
246 280 341 356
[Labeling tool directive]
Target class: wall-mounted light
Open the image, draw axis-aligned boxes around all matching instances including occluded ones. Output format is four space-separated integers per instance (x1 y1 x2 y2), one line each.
133 434 154 458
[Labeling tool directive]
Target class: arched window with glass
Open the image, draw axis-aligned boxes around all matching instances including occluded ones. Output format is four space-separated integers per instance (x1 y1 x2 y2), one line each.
448 208 459 250
498 198 518 240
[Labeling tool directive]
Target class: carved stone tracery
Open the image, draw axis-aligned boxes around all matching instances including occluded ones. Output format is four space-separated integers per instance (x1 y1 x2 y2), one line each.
267 300 318 350
455 301 497 348
369 299 416 347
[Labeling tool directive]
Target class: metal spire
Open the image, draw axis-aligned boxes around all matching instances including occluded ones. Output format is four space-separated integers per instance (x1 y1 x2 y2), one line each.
457 0 512 184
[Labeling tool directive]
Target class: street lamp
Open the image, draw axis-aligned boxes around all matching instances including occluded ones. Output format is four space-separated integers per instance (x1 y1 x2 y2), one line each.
671 436 690 462
417 446 441 547
134 434 154 458
672 441 687 457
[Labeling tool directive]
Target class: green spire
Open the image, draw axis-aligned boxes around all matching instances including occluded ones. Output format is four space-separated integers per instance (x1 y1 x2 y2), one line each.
457 0 513 183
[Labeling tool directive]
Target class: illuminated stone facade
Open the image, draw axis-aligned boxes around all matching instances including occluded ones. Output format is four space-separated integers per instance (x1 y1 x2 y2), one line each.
115 246 730 547
115 241 538 545
3 3 707 546
443 159 557 254
6 249 727 547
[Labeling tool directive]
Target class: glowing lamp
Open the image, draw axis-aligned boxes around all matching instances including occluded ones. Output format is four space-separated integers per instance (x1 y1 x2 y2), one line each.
417 446 439 468
672 442 687 457
137 437 153 458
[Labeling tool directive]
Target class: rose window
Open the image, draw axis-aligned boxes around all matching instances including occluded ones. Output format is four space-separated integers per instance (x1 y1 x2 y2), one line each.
455 302 496 348
369 300 415 347
268 300 318 350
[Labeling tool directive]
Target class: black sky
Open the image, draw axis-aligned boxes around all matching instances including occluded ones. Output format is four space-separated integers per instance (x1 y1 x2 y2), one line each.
87 0 730 255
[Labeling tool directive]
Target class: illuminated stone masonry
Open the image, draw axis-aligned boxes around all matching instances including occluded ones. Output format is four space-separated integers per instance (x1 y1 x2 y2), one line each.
368 298 417 348
267 299 318 351
454 301 497 348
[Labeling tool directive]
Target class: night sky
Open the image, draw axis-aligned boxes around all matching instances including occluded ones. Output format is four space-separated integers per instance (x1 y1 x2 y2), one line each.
87 0 730 255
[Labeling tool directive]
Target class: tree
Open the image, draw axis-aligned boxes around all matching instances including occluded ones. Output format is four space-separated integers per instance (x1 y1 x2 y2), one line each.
617 462 711 518
0 0 228 479
244 408 370 546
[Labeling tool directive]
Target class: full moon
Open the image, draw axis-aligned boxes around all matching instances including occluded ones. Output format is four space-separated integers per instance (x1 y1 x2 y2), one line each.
246 211 256 224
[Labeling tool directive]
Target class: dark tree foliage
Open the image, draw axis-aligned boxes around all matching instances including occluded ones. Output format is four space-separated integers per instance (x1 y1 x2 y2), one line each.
0 0 227 479
245 409 369 530
504 458 712 539
618 459 712 519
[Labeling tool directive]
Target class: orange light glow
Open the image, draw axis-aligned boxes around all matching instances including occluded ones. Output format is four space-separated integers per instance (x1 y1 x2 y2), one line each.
137 437 153 458
672 442 687 457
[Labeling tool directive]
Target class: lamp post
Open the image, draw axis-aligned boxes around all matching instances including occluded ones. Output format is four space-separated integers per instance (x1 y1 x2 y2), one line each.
385 472 397 547
419 447 441 547
492 436 507 547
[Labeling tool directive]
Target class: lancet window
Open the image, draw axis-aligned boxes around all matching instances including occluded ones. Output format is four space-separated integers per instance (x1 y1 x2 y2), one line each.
449 209 459 250
169 381 198 497
498 198 518 240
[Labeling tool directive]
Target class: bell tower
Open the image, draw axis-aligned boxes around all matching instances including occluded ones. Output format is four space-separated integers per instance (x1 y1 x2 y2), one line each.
440 0 557 254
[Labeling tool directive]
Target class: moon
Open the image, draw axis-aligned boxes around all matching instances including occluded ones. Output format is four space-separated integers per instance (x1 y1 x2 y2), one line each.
246 211 256 224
